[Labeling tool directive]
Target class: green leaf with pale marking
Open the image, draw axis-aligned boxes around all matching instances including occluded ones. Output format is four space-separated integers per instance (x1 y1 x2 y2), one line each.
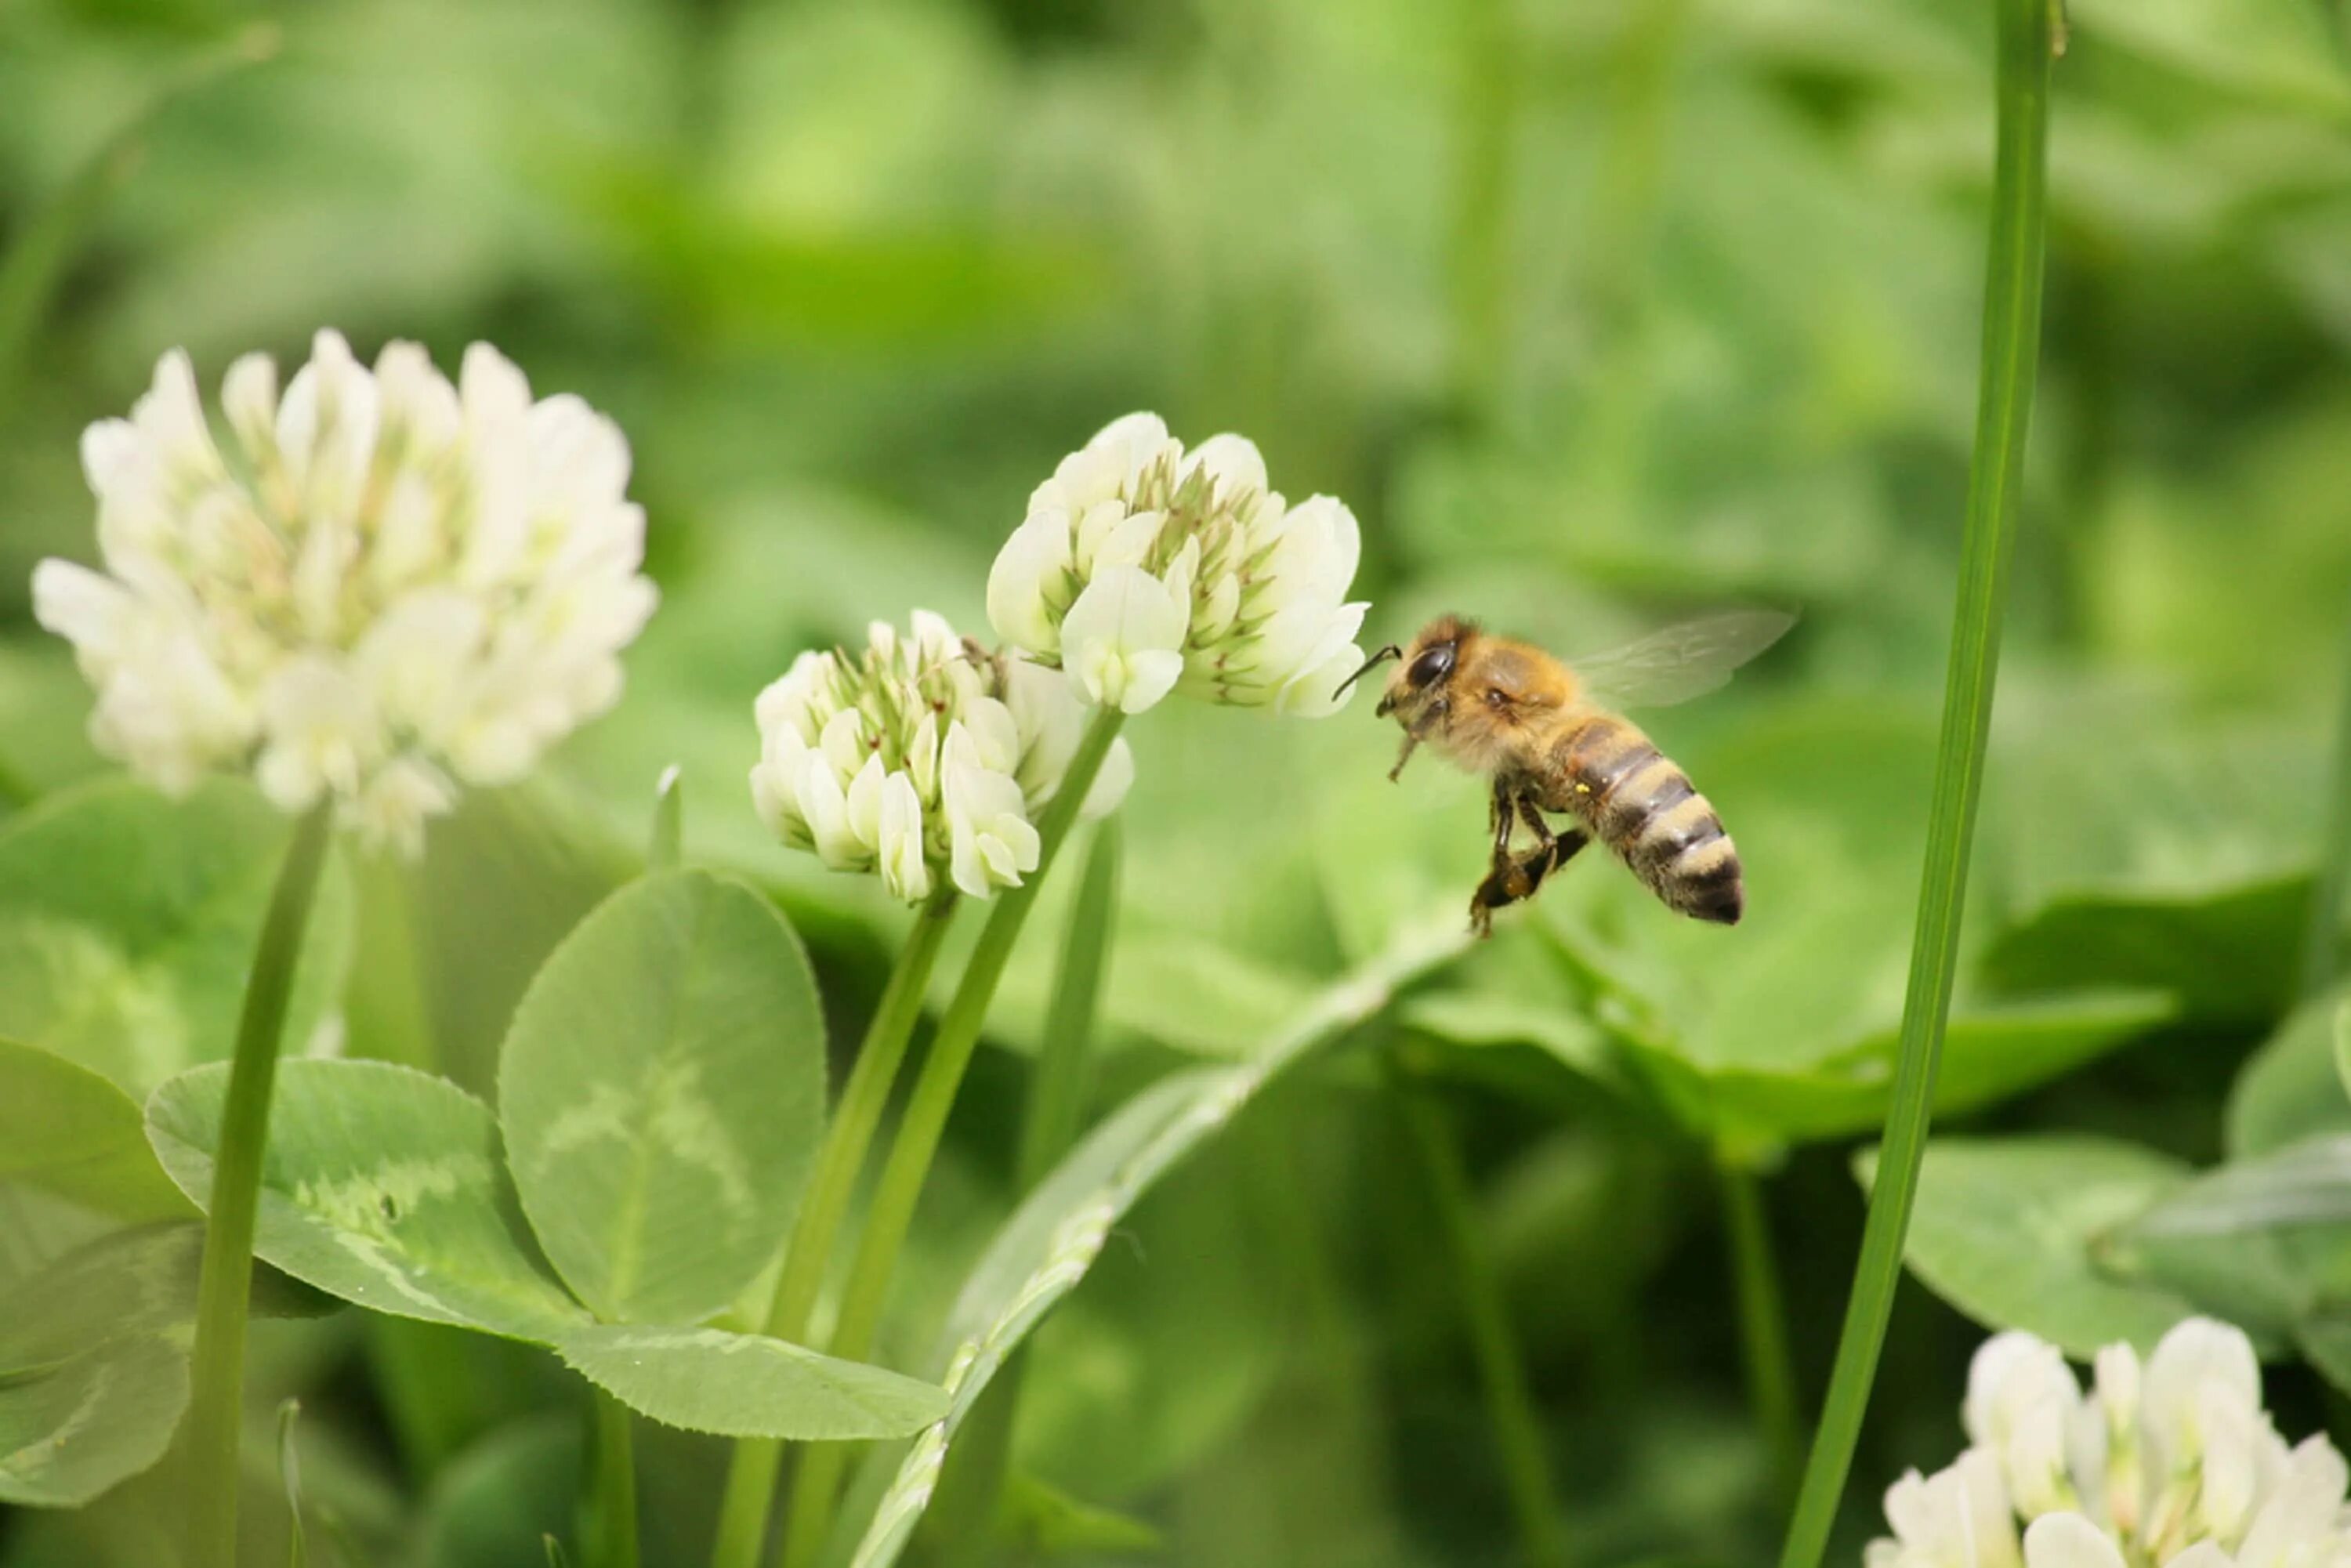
147 1059 589 1343
0 1037 189 1222
0 778 352 1097
0 1332 187 1507
498 870 825 1325
555 1324 947 1439
1860 1136 2204 1358
0 1223 324 1378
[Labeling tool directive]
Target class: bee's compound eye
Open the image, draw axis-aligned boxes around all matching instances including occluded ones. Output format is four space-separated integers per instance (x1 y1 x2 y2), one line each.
1407 645 1455 689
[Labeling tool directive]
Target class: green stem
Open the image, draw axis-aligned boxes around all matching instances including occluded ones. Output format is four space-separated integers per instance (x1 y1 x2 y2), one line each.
1719 1161 1802 1499
1016 819 1122 1190
1776 5 2052 1567
1447 0 1518 427
707 889 961 1568
920 819 1126 1552
2301 613 2351 998
1399 1083 1564 1568
184 802 335 1568
589 1391 640 1568
777 708 1125 1568
650 766 683 871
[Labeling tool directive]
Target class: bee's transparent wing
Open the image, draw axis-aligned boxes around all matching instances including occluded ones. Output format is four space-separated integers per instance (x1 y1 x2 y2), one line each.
1574 609 1796 710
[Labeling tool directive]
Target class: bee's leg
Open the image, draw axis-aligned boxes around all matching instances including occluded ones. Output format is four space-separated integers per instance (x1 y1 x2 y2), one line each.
1470 826 1590 936
1514 795 1556 853
1469 783 1536 936
1389 697 1450 783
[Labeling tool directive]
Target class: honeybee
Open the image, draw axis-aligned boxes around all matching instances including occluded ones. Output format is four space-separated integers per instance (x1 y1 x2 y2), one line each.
1340 610 1794 936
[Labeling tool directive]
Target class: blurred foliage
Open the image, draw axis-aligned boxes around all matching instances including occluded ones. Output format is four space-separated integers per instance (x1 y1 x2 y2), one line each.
3 0 2351 1563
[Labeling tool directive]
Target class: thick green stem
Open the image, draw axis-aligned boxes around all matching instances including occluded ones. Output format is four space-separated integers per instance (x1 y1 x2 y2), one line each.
2301 614 2351 998
184 803 335 1568
1400 1085 1564 1568
777 709 1125 1568
589 1391 639 1568
1776 5 2052 1566
1719 1161 1802 1499
707 889 961 1568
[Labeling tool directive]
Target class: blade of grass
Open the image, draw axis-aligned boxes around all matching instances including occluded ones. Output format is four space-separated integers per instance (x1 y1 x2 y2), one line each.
0 24 280 423
1398 1080 1565 1568
650 766 683 871
918 819 1125 1552
183 802 335 1568
278 1399 306 1568
1775 2 2054 1564
776 710 1125 1568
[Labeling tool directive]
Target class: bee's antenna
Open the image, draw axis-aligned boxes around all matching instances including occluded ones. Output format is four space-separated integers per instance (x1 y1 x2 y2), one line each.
1333 644 1404 702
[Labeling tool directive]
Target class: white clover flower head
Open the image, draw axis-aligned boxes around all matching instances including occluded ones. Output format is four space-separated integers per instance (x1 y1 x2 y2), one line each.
1867 1320 2342 1568
748 611 1132 903
986 412 1371 717
32 331 657 856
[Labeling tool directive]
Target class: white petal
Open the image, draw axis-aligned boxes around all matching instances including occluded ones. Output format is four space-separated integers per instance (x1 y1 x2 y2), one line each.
2236 1435 2349 1568
1060 566 1189 714
1185 433 1268 498
877 771 931 902
1078 736 1135 820
987 516 1074 656
2023 1515 2126 1568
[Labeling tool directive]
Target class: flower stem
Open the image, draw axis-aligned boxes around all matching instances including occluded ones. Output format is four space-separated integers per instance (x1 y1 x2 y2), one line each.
1719 1160 1802 1499
588 1391 639 1568
707 888 961 1568
1016 818 1122 1190
1775 4 2052 1566
184 802 334 1568
1398 1081 1565 1568
777 708 1125 1568
2300 611 2351 998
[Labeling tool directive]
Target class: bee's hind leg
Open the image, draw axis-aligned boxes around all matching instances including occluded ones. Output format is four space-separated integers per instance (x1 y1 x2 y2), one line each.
1469 822 1590 937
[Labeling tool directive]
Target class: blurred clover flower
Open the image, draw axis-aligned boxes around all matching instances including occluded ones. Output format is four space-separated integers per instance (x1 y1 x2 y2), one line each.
749 610 1134 903
1870 1318 2348 1568
986 412 1369 716
32 330 657 855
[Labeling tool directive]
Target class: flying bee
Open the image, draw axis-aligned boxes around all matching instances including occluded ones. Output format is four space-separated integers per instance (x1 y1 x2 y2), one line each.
1339 609 1795 936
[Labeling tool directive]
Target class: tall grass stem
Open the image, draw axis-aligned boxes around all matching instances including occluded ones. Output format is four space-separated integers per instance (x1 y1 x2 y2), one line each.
777 709 1126 1568
184 802 334 1568
1775 2 2052 1563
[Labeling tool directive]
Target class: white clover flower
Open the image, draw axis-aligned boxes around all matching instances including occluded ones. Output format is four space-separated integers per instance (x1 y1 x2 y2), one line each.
1868 1320 2342 1568
985 412 1370 717
748 611 1133 903
32 331 657 856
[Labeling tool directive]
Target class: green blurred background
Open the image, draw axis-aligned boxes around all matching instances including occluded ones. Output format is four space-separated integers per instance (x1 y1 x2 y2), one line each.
4 0 2351 1564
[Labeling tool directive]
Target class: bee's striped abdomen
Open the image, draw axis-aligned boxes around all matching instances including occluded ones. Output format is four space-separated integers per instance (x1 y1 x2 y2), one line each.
1552 715 1744 925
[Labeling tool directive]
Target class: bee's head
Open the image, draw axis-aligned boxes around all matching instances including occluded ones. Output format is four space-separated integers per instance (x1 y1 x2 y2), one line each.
1334 615 1475 725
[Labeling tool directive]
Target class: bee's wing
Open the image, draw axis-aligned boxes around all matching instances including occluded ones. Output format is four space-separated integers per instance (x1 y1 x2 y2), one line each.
1572 609 1795 709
